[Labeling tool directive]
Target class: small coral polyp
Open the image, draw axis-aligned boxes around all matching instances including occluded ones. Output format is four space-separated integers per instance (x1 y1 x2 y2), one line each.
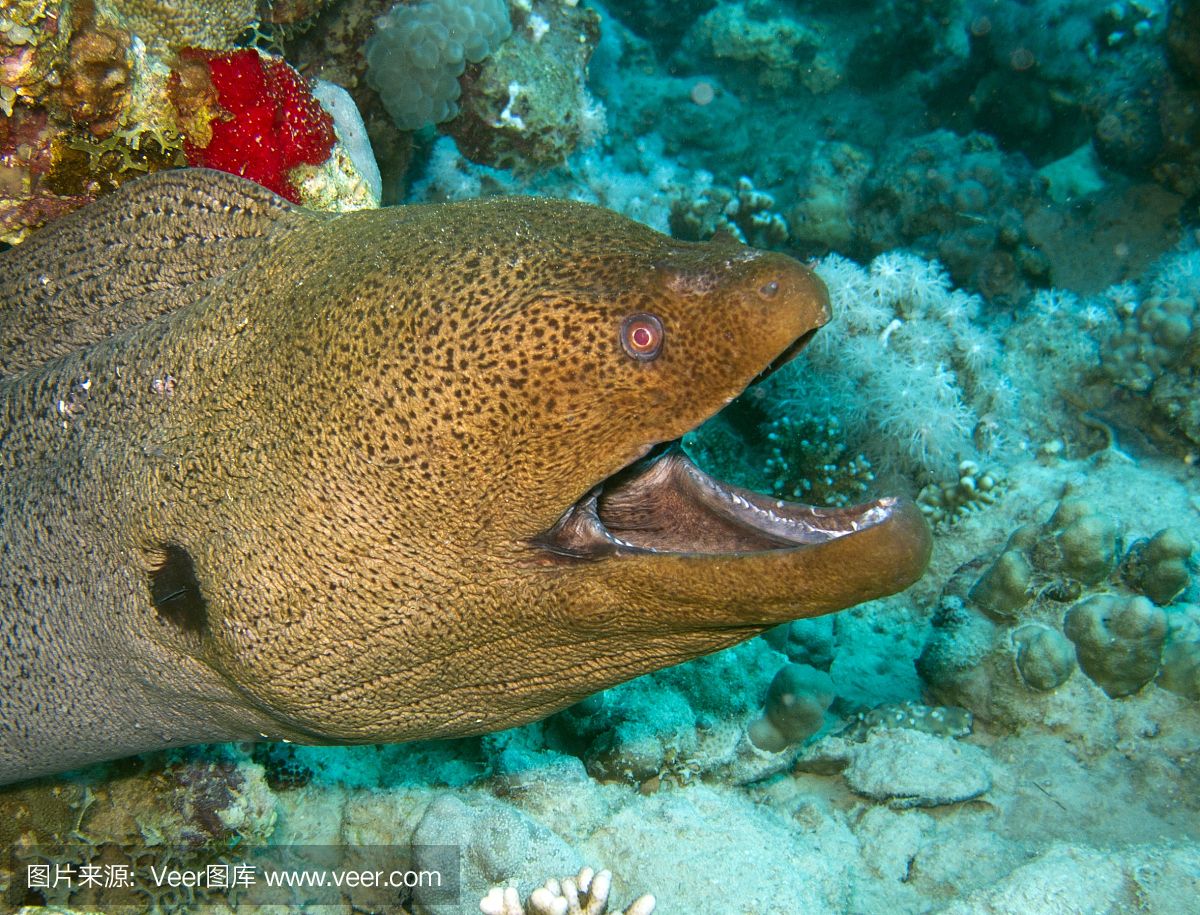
172 49 335 203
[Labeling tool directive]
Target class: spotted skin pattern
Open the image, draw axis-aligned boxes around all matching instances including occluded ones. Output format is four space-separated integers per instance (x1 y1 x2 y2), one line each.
0 170 930 784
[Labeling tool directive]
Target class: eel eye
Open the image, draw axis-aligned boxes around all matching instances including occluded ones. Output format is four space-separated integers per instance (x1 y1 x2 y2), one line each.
759 279 780 299
620 313 664 361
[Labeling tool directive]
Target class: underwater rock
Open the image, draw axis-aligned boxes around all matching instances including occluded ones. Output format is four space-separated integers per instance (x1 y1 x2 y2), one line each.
1169 0 1200 82
843 730 991 808
1063 594 1168 698
1158 638 1200 701
1085 45 1168 177
845 0 961 89
412 794 580 915
937 842 1200 915
2 750 276 908
799 729 992 809
601 0 715 53
787 140 872 251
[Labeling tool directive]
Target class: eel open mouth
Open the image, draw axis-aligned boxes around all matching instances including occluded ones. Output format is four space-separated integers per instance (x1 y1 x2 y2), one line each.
534 448 901 560
533 330 905 562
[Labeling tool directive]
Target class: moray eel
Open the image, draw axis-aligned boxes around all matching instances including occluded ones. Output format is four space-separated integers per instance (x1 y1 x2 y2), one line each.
0 169 931 785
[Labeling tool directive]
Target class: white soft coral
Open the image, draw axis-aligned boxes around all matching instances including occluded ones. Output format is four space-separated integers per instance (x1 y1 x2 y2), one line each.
799 250 1013 474
866 251 951 315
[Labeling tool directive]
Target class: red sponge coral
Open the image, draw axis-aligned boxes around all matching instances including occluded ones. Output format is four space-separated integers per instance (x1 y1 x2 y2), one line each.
172 49 335 203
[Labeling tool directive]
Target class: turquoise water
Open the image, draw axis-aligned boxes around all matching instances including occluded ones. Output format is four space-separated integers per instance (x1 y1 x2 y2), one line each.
1 1 1199 912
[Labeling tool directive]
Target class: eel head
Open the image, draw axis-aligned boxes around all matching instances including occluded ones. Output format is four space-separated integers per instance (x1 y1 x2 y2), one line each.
180 197 932 743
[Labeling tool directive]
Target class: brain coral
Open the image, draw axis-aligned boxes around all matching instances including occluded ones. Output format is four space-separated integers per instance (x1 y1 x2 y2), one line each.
365 0 512 131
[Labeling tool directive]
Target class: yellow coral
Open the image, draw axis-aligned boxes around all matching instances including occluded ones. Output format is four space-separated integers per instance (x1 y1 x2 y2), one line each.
95 0 258 50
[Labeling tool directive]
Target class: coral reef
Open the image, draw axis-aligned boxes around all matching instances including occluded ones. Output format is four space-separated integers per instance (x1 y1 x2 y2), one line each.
447 0 605 170
853 131 1050 303
1089 243 1200 456
920 495 1197 724
917 460 1006 528
1121 526 1194 604
762 616 835 670
680 2 833 95
1160 626 1200 700
2 751 276 909
97 0 256 51
3 1 1199 912
54 7 130 137
1012 623 1075 691
0 0 378 240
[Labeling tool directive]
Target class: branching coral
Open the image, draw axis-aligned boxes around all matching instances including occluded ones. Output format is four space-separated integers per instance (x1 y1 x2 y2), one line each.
917 460 1006 528
480 867 655 915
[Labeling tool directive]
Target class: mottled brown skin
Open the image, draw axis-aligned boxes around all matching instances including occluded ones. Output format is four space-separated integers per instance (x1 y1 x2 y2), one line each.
0 170 930 784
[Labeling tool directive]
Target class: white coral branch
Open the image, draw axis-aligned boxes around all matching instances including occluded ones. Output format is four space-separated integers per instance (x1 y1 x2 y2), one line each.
480 867 655 915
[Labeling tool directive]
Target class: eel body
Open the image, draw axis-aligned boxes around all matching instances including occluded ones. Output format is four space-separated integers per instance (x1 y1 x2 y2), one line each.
0 169 931 784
